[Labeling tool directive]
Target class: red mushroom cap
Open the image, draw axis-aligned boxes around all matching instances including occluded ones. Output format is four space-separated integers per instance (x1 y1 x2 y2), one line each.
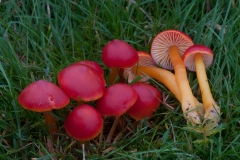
182 44 213 72
123 51 157 83
151 29 194 70
96 83 138 117
127 83 161 120
64 104 103 141
73 60 104 77
58 64 105 102
18 80 70 112
102 39 139 68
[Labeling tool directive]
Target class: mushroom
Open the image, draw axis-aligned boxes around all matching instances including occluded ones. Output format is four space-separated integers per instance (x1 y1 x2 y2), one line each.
64 104 103 141
127 82 162 121
96 83 138 143
183 44 220 133
18 80 70 135
102 39 138 84
151 29 201 124
123 51 157 83
58 63 106 102
64 104 103 160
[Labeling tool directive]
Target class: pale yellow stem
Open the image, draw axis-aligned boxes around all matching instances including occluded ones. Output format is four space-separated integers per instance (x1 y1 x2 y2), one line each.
194 53 220 124
169 45 200 124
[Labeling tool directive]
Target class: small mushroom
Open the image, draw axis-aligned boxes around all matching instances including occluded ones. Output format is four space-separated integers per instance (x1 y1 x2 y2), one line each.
64 104 103 141
127 82 162 121
151 29 201 125
18 80 70 135
58 63 106 102
123 51 157 83
183 44 220 133
96 83 138 143
102 39 138 84
64 104 103 160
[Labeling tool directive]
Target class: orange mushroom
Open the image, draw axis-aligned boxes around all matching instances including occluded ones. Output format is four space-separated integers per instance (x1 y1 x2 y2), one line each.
151 30 201 124
123 51 157 83
183 44 220 134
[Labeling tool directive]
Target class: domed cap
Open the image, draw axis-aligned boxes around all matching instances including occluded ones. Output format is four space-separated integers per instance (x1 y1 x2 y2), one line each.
64 104 103 141
18 80 70 112
96 83 138 117
183 44 213 72
102 39 139 68
151 30 194 70
58 64 105 102
127 83 161 120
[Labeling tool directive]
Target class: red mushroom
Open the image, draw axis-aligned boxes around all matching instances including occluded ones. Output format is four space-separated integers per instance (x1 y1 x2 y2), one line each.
127 82 162 121
58 63 105 102
96 83 138 143
64 104 103 160
102 39 138 84
151 29 201 125
183 44 220 135
18 80 70 135
64 104 103 141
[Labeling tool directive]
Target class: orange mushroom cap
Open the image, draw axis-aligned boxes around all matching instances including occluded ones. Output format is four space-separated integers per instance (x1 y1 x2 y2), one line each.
102 39 139 68
127 83 162 120
96 83 138 117
18 80 70 112
151 29 194 70
123 51 157 83
182 44 213 72
64 104 103 141
58 64 105 102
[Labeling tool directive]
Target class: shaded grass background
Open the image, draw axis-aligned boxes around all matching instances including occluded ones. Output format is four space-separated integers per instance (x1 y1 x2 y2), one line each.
0 0 239 159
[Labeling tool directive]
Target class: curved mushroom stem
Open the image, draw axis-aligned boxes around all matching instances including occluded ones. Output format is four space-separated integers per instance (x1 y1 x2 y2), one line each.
132 66 204 118
132 66 181 101
43 111 58 134
194 53 220 126
169 45 200 124
109 67 119 84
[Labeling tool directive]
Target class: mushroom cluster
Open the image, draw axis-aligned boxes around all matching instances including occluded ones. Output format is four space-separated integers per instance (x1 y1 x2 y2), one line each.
17 31 220 157
129 30 220 136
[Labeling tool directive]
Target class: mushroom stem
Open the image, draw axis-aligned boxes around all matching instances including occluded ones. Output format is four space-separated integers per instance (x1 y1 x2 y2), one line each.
106 116 120 143
169 45 200 124
194 53 220 122
43 111 58 133
82 143 86 160
109 67 119 84
132 66 181 101
132 65 204 117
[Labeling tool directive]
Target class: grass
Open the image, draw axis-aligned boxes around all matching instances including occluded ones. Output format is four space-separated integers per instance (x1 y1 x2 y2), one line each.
0 0 240 159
